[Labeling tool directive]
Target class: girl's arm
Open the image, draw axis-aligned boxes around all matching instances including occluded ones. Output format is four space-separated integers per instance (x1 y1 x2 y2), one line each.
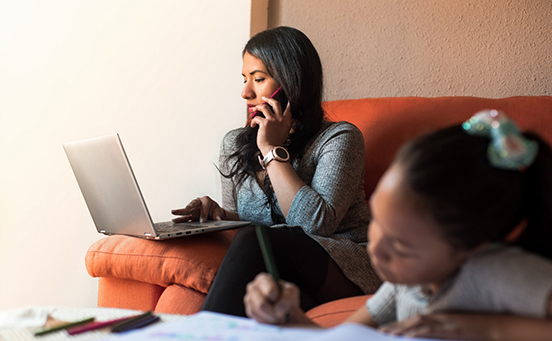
381 313 552 341
344 305 379 328
380 294 552 341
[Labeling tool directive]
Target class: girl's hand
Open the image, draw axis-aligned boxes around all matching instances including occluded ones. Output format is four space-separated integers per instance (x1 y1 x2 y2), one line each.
250 98 293 155
244 272 303 325
380 313 496 340
171 196 224 223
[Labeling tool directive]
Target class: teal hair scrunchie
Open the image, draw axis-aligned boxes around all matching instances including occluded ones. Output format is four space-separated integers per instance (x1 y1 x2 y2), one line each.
462 109 538 171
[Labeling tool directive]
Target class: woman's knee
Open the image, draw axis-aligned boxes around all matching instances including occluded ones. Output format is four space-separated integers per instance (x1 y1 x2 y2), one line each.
231 225 259 248
231 225 293 249
221 225 264 266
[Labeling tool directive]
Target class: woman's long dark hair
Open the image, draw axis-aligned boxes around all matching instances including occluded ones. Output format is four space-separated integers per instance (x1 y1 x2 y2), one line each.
395 125 552 260
222 27 325 224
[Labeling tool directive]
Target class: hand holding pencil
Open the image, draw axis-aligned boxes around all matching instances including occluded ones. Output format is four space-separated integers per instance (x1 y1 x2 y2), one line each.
243 226 303 325
244 272 301 325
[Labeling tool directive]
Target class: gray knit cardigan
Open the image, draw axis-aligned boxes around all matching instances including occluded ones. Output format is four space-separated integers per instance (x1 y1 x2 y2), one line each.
219 121 382 294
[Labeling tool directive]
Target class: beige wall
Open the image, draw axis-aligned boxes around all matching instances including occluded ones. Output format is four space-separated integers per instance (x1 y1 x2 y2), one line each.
269 0 552 100
0 0 251 309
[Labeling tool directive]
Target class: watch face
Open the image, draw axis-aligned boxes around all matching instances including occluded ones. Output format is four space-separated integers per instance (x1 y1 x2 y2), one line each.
274 147 289 160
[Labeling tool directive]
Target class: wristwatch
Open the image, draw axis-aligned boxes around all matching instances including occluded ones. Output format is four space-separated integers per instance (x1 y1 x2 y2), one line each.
258 146 290 169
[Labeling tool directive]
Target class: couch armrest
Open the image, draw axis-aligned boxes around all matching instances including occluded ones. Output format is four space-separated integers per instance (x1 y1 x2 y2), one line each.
305 295 371 328
85 229 238 294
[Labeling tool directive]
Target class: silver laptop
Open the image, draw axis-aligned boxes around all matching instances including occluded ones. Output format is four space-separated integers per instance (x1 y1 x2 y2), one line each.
63 133 250 240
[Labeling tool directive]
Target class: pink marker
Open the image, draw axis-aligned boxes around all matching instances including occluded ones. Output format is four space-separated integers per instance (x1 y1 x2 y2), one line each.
67 315 138 335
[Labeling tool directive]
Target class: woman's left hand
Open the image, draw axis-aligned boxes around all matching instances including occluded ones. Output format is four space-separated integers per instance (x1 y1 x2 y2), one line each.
380 313 494 340
250 97 293 155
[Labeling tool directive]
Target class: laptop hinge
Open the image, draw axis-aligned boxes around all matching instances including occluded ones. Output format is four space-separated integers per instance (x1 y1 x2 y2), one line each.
144 232 152 237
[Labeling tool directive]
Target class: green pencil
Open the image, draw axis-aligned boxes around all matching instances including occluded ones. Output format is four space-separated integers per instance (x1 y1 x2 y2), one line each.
34 317 95 336
255 225 290 323
255 225 281 291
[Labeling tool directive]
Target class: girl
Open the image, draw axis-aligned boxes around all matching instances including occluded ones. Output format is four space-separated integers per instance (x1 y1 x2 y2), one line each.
172 26 381 316
244 109 552 340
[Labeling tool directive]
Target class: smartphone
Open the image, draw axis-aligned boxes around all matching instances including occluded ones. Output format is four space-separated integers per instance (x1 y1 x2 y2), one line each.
253 87 288 118
269 87 288 114
246 87 288 127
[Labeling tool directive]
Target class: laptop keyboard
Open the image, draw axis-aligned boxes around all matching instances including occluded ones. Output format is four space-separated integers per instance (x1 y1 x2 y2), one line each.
154 221 202 232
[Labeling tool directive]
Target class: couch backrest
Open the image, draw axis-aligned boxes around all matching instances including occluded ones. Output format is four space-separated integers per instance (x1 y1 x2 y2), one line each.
324 96 552 201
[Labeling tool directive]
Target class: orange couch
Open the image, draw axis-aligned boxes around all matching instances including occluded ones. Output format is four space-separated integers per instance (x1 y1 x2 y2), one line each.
85 96 552 327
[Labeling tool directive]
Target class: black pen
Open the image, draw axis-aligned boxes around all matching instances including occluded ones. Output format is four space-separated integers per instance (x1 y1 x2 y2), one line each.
111 311 159 333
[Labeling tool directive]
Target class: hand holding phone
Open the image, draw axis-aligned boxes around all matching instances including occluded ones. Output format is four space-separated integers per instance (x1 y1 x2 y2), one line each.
245 87 288 127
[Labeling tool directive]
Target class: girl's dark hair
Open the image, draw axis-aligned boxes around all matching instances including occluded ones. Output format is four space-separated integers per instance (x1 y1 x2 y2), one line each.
223 26 325 223
396 125 552 260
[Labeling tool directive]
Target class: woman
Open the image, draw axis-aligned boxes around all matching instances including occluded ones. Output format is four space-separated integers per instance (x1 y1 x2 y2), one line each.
172 26 381 316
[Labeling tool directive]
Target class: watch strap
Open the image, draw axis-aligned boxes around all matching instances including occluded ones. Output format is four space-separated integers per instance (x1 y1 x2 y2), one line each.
258 147 289 169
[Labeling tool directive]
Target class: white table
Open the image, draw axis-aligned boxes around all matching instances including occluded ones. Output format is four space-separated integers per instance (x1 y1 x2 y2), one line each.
0 307 184 341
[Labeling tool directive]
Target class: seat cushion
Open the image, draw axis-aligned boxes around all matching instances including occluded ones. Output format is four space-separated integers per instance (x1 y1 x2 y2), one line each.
305 295 371 328
85 229 239 295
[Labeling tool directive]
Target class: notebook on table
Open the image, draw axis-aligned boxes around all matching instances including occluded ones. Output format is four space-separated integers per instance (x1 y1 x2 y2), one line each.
63 133 250 240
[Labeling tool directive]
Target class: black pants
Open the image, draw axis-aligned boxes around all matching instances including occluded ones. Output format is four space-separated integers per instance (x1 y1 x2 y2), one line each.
201 225 364 317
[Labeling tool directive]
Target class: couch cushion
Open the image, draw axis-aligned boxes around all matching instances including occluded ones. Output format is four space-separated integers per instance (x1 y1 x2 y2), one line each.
154 284 206 315
324 96 552 200
305 295 371 328
85 229 239 294
97 277 164 311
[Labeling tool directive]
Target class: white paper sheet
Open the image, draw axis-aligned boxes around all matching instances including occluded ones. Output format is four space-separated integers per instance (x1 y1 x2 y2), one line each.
104 311 453 341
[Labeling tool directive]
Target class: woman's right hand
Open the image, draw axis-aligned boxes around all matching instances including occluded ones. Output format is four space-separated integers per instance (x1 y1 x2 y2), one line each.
244 272 310 325
250 98 293 156
171 196 224 223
